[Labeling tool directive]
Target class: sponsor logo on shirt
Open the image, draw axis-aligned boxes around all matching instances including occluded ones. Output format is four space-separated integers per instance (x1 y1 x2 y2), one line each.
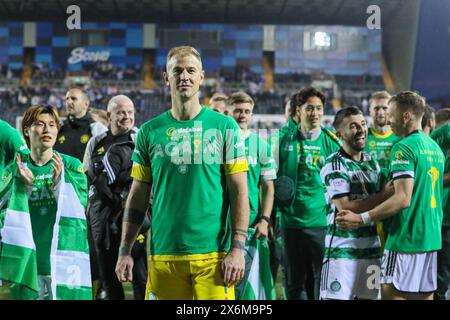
392 159 410 165
331 178 346 188
376 141 393 146
175 127 203 134
166 127 176 137
34 174 53 180
303 145 321 151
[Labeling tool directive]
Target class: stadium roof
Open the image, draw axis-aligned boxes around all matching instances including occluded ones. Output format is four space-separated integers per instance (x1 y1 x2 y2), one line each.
0 0 405 26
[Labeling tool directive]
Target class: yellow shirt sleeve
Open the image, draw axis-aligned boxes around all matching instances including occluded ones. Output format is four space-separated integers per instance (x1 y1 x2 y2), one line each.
131 163 152 183
223 157 248 175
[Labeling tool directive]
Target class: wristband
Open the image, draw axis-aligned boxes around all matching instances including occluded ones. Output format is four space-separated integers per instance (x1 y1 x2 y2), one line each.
232 239 245 250
119 244 132 257
259 216 272 226
233 228 248 237
360 211 372 225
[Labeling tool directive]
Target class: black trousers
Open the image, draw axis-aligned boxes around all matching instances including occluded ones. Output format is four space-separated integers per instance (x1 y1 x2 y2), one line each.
436 225 450 300
269 224 287 283
95 227 148 300
281 227 326 300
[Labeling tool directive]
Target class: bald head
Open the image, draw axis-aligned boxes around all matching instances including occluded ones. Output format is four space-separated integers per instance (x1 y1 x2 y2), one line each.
107 95 134 112
107 95 135 136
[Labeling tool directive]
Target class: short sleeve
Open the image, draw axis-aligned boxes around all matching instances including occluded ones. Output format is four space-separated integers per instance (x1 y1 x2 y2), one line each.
131 127 152 183
4 123 29 164
223 120 248 175
389 142 415 180
321 161 351 199
258 137 277 181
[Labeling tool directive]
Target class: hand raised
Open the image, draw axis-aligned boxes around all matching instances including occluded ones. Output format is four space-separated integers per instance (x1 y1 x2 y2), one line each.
16 154 34 185
51 152 63 188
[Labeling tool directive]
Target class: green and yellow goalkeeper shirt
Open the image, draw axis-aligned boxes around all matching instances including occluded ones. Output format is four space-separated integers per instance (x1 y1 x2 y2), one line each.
131 107 248 258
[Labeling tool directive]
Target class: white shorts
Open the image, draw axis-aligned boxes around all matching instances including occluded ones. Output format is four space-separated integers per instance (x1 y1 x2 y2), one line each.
380 250 437 293
320 258 381 300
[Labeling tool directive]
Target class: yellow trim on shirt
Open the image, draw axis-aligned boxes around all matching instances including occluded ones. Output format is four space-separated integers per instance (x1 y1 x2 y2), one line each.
150 251 228 261
371 128 394 139
131 163 152 183
224 157 249 175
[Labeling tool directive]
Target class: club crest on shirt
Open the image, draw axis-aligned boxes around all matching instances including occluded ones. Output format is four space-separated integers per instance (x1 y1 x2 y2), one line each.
58 135 66 144
177 164 188 174
395 151 404 160
283 143 294 152
80 134 90 144
330 280 342 292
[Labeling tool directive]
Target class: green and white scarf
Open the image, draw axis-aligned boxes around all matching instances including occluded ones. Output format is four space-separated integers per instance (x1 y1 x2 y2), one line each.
0 159 91 300
235 228 276 300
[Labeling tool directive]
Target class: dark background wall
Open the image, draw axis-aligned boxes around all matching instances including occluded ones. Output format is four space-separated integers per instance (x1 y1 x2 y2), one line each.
412 0 450 102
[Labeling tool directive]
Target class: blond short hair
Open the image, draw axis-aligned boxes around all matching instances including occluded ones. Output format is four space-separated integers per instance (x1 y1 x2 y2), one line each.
166 46 202 69
227 91 255 108
370 91 391 104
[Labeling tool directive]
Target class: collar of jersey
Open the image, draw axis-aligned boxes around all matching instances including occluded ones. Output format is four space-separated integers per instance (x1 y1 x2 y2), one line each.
404 129 421 138
370 127 393 139
166 105 206 123
339 147 365 162
298 126 322 141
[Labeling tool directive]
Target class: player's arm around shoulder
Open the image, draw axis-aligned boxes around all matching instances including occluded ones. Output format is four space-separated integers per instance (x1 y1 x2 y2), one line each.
336 176 413 231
